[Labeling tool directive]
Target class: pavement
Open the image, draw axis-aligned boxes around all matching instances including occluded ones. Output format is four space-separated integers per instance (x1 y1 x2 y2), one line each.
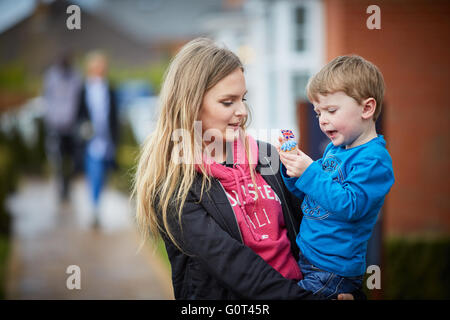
4 176 174 299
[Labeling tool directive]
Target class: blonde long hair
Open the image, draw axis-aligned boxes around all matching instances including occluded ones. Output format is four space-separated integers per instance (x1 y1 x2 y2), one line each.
133 38 256 250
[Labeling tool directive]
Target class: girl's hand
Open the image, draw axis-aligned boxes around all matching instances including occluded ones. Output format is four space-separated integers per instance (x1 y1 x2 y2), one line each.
337 293 354 300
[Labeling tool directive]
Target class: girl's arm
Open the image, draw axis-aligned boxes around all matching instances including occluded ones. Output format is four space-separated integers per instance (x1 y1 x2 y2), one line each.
165 200 317 300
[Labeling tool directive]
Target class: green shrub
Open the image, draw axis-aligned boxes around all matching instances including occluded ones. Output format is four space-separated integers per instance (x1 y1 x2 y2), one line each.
0 140 16 236
384 236 450 299
0 234 9 299
109 120 139 194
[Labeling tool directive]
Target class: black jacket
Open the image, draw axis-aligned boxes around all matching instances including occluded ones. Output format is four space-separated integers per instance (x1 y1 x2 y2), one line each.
77 83 119 147
75 82 119 170
161 140 320 300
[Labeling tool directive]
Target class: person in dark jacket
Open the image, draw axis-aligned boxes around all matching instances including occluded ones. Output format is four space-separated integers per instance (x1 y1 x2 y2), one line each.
133 38 361 300
77 51 118 228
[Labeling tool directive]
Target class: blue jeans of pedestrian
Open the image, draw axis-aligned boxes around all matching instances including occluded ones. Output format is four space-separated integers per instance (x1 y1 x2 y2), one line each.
297 252 363 299
85 153 111 209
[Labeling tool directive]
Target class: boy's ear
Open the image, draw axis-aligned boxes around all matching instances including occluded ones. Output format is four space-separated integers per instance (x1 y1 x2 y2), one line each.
361 98 376 120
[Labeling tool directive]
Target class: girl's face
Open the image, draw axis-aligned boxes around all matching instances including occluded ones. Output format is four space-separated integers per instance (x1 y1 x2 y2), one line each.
198 68 248 144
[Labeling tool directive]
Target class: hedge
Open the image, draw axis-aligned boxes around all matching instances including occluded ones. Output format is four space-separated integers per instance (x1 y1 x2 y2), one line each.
383 236 450 299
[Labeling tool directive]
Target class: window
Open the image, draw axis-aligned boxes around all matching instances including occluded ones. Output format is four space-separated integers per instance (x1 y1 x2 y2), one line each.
293 72 310 101
294 7 306 52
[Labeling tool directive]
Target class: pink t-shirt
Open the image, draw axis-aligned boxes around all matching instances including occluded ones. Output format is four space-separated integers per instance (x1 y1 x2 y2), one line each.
199 135 302 280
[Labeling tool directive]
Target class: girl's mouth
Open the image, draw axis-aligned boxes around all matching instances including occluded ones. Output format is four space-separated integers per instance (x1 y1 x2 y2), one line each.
228 123 240 130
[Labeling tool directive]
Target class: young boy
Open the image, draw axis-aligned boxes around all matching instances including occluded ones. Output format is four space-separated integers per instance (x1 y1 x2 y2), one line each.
279 55 395 299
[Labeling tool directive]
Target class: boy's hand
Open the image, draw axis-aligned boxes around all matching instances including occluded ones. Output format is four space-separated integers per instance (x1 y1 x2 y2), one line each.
277 140 313 178
280 149 313 177
276 136 283 154
277 136 313 177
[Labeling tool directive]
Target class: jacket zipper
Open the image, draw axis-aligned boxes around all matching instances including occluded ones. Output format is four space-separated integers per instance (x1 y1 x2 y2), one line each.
217 180 244 243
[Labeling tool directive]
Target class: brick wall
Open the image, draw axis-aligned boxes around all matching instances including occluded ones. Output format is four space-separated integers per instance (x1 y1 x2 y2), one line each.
324 0 450 235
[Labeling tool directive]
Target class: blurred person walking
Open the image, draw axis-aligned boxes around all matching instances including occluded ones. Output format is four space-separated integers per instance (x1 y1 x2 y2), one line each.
43 51 82 202
77 51 118 228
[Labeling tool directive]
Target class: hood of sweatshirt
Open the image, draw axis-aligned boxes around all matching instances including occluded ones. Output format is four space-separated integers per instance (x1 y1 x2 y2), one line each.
199 134 261 240
196 133 302 280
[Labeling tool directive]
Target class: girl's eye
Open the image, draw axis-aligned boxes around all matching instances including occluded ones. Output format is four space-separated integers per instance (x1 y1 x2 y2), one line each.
221 97 246 106
328 109 336 113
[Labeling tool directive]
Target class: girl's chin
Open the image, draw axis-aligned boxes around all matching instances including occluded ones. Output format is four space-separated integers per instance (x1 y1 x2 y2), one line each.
224 128 241 141
224 136 239 143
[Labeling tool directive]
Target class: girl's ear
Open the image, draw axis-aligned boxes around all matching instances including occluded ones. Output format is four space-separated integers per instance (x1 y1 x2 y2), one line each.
361 98 376 120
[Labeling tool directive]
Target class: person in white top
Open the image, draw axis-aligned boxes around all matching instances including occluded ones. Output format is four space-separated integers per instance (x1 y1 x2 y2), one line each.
43 51 82 201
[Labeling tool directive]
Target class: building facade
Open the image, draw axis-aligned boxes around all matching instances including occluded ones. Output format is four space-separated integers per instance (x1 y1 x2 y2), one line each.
208 0 325 143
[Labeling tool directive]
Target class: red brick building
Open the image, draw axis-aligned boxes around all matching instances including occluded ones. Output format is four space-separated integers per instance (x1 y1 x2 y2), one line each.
324 0 450 236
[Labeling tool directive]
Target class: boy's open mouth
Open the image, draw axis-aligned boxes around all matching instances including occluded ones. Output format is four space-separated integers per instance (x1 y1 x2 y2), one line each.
326 130 338 138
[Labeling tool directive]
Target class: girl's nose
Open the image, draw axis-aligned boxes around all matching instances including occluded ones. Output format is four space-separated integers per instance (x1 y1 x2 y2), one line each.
235 101 248 117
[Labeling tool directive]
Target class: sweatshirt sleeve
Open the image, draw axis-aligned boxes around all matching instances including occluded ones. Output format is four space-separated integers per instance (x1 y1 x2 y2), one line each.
166 199 318 300
280 162 304 200
280 143 333 201
296 156 394 221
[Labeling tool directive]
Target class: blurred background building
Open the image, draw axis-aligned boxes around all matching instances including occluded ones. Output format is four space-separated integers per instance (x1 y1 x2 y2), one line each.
0 0 449 299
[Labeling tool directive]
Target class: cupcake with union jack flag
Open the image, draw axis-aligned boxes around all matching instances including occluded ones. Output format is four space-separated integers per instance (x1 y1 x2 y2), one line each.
280 129 298 154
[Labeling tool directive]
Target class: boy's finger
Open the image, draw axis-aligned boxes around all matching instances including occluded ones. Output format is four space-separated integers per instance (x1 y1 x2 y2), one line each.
277 137 283 151
280 151 300 162
279 153 290 165
277 137 283 148
284 163 298 174
280 155 298 168
297 148 307 156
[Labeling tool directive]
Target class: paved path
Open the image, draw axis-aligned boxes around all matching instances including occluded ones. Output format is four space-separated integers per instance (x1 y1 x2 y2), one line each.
5 177 174 299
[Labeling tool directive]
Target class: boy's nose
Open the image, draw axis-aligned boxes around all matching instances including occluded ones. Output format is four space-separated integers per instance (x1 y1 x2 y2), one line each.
319 114 329 125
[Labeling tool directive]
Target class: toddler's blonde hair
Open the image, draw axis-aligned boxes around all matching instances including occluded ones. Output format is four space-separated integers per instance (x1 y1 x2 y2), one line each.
306 55 385 121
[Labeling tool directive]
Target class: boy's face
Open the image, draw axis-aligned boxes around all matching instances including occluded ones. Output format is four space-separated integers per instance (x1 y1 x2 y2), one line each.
313 91 368 149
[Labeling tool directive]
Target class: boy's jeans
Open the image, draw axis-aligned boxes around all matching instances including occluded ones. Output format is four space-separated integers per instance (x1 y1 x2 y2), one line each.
297 252 363 299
